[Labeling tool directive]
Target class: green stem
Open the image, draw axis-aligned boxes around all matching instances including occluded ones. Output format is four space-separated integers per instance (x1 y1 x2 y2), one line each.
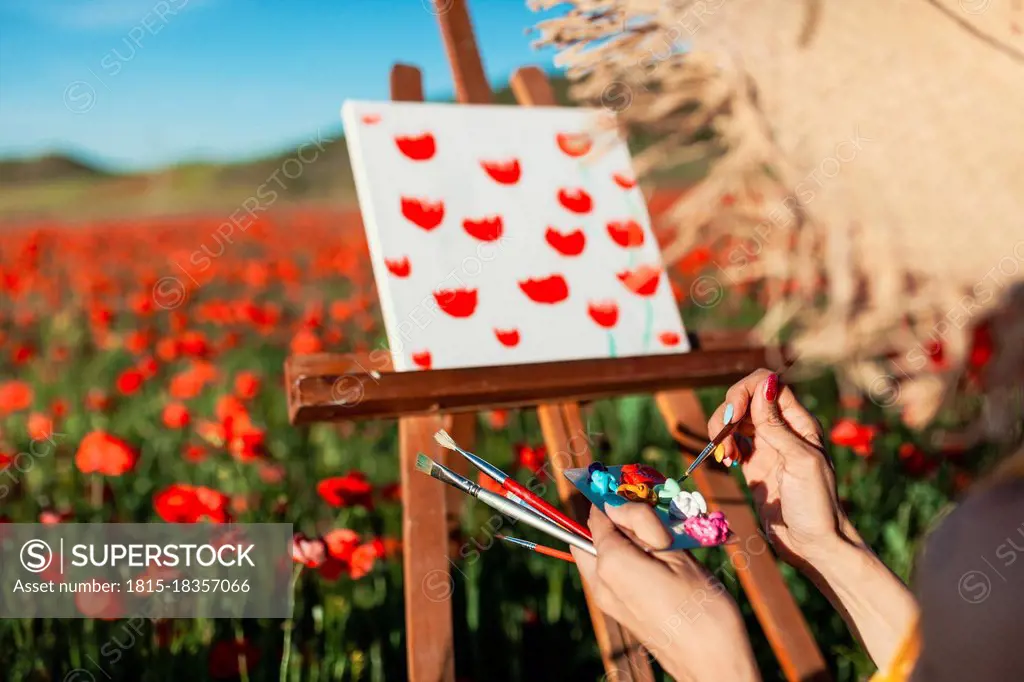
607 332 617 358
642 300 654 352
279 565 303 681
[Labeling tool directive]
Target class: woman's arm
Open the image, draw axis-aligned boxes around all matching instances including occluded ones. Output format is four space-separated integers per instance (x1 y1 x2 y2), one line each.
798 534 919 671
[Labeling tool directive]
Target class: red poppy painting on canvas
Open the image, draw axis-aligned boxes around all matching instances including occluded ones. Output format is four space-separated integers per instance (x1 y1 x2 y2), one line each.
341 100 689 370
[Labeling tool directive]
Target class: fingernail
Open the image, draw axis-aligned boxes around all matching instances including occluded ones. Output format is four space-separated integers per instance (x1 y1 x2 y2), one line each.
714 443 726 462
723 403 734 425
764 373 780 403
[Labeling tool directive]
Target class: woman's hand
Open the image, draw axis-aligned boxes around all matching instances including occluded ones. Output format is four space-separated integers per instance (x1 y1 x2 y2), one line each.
709 370 918 670
571 504 760 682
708 369 856 566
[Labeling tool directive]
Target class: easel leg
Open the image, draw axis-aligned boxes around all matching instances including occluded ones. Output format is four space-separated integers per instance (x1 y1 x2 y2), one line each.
537 402 656 682
400 414 456 682
655 390 830 682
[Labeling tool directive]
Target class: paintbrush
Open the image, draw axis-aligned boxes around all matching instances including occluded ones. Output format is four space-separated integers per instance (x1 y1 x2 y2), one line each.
495 534 575 563
433 429 593 541
678 419 742 482
415 453 597 556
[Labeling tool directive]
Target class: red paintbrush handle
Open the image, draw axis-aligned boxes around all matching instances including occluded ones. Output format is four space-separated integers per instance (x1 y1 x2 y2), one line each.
535 545 576 563
503 478 593 541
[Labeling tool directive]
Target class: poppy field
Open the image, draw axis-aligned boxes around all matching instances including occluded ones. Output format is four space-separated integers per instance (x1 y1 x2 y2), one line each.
0 206 996 681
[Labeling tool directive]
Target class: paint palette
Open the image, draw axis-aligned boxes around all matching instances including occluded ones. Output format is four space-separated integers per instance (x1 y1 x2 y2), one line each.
564 465 733 551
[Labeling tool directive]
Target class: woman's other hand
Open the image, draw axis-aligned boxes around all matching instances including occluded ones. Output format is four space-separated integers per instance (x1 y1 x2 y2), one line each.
571 504 760 682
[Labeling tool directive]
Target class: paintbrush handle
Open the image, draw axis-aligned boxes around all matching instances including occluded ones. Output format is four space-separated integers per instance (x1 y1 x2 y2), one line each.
503 478 593 541
534 545 576 563
683 419 742 479
478 489 597 556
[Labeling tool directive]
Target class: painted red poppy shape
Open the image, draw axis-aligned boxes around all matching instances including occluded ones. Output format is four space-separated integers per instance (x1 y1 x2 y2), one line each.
395 133 436 161
518 275 569 304
433 288 478 318
481 159 521 185
411 351 432 370
607 220 644 248
384 257 411 278
494 328 520 347
587 301 619 328
463 216 503 242
617 265 662 297
545 227 585 256
362 114 382 125
556 133 592 158
612 172 636 189
558 188 592 214
659 331 682 347
401 197 444 231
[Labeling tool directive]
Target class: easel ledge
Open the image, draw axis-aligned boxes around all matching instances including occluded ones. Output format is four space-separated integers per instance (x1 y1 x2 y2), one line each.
286 332 780 424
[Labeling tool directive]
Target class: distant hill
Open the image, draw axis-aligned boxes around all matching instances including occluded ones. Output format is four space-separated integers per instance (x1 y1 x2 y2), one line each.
0 76 707 224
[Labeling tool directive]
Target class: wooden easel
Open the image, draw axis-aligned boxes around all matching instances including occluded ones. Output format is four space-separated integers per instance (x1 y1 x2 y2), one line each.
286 2 829 680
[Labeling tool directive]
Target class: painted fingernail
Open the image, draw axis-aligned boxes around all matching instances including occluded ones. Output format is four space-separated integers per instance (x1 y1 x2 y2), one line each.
714 443 726 462
764 373 780 403
723 403 734 425
722 456 733 467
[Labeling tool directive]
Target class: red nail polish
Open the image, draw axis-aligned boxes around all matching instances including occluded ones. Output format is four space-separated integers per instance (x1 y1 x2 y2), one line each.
764 373 780 403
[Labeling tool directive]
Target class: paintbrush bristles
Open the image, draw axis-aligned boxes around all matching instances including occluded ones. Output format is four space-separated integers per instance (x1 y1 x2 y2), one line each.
414 453 435 475
433 429 457 451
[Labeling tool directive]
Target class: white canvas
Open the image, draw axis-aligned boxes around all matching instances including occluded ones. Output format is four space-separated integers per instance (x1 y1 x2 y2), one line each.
341 100 690 372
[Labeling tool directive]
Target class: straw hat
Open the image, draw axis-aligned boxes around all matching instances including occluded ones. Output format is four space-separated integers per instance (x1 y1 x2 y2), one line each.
532 0 1024 445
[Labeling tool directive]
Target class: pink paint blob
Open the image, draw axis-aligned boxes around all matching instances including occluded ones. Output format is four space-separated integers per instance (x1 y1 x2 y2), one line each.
682 511 730 546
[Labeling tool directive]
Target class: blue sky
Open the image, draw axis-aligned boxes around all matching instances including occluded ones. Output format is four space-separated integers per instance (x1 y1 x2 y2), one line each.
0 0 564 171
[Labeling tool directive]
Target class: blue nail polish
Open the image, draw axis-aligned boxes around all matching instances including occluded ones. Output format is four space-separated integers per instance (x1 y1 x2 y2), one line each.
723 403 734 425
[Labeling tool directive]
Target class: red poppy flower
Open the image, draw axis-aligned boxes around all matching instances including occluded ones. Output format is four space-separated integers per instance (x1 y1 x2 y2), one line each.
153 483 230 523
486 409 510 430
75 431 137 476
557 188 593 214
612 172 637 189
234 371 261 400
481 158 521 184
556 132 592 158
317 472 374 509
678 246 713 276
923 339 946 369
290 328 323 355
362 113 381 125
183 444 207 462
395 132 436 161
85 389 110 412
617 265 662 297
323 528 360 562
898 443 937 477
411 350 432 370
494 328 520 347
607 220 644 248
28 412 54 441
291 532 327 568
659 331 682 347
137 355 158 379
587 301 619 328
0 380 33 415
348 543 378 579
208 639 260 680
516 444 547 478
829 418 878 457
462 215 503 242
115 368 145 395
75 583 122 620
545 227 586 256
162 403 191 429
433 288 478 318
968 321 993 371
519 275 569 304
400 197 445 230
385 256 411 278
